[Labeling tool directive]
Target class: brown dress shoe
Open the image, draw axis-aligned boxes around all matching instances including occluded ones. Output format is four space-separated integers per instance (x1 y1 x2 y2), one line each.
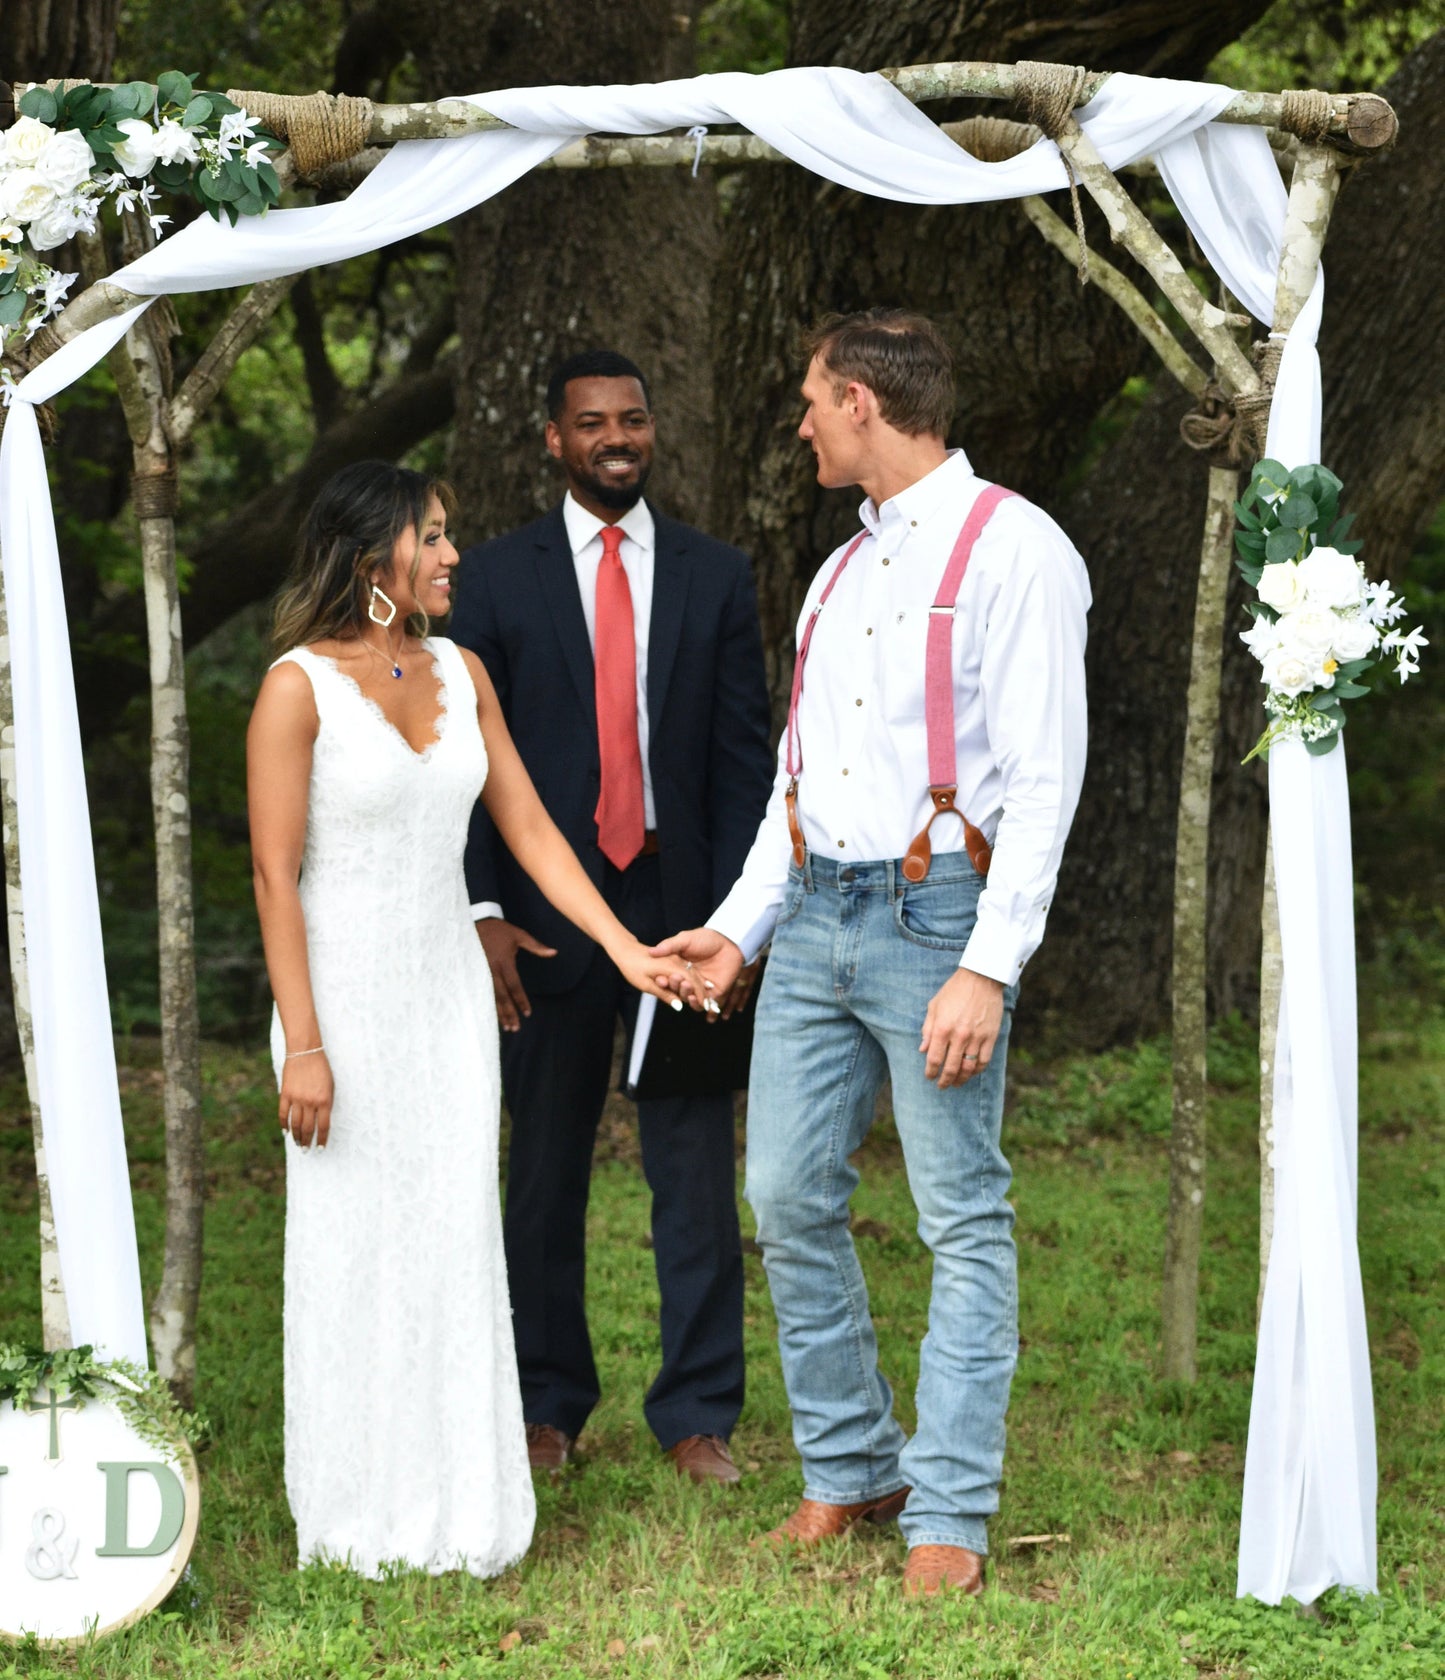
901 1543 985 1598
525 1422 574 1473
763 1487 909 1545
665 1434 742 1485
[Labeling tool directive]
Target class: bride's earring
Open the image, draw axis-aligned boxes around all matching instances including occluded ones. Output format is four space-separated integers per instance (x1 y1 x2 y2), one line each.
368 584 398 628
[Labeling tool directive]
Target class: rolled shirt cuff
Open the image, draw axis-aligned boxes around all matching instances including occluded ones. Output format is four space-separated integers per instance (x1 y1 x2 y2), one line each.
959 917 1028 987
706 906 776 968
470 901 504 922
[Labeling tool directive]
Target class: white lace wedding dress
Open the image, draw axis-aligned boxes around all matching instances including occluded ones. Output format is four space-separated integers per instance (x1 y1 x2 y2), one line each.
269 636 534 1578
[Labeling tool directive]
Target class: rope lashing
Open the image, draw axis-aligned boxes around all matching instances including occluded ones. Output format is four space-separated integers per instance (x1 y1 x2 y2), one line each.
1179 337 1286 467
947 116 1037 164
225 89 374 178
1010 62 1091 285
1279 89 1335 144
131 469 180 520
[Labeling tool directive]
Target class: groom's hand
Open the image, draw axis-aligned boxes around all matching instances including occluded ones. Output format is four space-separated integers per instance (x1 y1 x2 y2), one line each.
650 927 744 1012
477 918 556 1031
921 967 1004 1088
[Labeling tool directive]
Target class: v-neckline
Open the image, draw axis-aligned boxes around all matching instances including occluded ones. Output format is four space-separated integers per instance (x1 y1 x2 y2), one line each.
310 641 451 762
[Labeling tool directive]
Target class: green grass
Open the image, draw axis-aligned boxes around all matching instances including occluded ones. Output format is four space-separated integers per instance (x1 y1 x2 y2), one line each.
1 1011 1442 1678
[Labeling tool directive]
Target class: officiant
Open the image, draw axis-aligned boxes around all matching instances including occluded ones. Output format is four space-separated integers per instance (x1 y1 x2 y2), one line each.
450 350 774 1485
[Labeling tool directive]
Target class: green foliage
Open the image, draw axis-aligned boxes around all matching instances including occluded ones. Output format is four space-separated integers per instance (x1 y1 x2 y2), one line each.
0 1343 203 1454
698 0 790 75
1212 0 1445 91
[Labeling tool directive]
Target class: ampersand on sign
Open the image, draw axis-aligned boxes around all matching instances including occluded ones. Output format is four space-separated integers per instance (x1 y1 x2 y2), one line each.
24 1507 79 1581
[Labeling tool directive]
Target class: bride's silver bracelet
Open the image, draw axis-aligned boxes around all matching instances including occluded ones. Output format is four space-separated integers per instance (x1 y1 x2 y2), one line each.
284 1046 326 1061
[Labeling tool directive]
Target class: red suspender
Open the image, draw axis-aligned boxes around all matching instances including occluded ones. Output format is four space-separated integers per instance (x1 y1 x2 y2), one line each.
784 485 1016 878
903 483 1016 882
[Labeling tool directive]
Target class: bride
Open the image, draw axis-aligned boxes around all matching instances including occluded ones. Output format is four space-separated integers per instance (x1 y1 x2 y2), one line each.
247 460 682 1577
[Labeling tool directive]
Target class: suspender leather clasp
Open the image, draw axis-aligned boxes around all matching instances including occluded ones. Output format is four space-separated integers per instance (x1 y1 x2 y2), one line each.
784 776 807 869
902 785 993 883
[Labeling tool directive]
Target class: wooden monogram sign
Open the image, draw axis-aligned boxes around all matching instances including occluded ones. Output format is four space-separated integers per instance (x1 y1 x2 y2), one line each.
0 1389 200 1644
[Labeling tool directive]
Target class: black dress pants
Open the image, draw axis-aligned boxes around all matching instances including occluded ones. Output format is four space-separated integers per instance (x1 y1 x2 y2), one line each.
500 852 745 1448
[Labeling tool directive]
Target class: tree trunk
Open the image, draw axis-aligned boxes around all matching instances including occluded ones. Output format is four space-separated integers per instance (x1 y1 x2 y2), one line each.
1161 462 1236 1383
402 0 718 540
2 0 119 81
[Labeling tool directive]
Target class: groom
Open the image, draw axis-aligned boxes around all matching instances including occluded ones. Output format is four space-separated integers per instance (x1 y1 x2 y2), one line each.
657 310 1090 1594
450 350 773 1483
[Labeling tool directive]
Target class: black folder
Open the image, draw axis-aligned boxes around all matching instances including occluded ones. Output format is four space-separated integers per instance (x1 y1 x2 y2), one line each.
622 967 761 1099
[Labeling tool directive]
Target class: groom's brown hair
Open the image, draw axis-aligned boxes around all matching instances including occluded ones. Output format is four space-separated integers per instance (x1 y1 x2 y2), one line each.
802 308 955 439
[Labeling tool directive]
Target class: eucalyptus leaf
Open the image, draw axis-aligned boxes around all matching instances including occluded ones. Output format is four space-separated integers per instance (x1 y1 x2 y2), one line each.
1234 502 1262 531
1338 538 1364 556
1310 692 1341 711
0 290 28 326
154 161 192 191
19 86 59 124
112 81 156 118
1306 731 1341 756
1278 493 1318 530
157 70 194 110
1329 513 1357 545
183 95 214 129
1243 599 1276 622
1336 658 1371 680
1252 458 1290 500
257 160 281 199
1334 680 1370 699
1265 527 1304 564
204 92 241 117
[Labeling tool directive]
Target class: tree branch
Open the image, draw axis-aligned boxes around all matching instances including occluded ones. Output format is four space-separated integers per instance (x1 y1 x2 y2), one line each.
170 275 300 448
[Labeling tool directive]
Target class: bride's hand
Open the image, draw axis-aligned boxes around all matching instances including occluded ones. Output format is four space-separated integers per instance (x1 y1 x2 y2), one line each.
280 1049 334 1148
608 936 691 1011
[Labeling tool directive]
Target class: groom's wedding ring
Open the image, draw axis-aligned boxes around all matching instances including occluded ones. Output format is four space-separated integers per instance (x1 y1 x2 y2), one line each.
964 1053 979 1061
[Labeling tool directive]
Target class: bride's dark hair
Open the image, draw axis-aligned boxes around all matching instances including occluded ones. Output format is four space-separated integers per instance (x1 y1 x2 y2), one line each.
273 460 458 653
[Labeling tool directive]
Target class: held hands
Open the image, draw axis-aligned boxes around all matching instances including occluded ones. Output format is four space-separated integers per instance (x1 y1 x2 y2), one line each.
476 917 557 1032
280 1048 334 1148
921 967 1005 1088
649 927 746 1016
608 934 698 1012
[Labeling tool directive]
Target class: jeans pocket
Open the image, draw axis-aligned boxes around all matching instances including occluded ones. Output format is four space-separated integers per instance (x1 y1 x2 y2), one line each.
894 879 978 950
774 872 808 929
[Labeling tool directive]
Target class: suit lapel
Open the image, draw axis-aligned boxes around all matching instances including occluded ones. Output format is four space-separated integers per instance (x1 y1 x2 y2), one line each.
647 510 691 729
534 505 596 727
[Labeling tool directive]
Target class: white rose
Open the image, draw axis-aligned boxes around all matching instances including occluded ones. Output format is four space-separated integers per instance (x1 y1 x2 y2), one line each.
1297 544 1365 610
1240 614 1281 662
1277 606 1338 659
111 118 159 178
25 193 93 251
1256 560 1306 613
35 128 96 195
1262 649 1315 697
0 167 57 225
152 119 200 167
1330 614 1380 663
1 115 56 168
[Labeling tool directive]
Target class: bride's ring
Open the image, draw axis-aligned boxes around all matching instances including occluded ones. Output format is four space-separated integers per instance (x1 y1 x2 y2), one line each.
684 960 695 971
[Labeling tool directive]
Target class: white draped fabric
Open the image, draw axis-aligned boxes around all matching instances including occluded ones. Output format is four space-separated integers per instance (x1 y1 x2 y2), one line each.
0 63 1371 1598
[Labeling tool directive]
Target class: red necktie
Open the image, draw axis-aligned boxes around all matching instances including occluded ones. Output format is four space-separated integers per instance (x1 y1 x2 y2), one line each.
593 524 645 870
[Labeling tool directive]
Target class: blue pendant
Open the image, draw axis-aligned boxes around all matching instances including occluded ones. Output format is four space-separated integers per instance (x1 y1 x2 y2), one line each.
391 664 403 679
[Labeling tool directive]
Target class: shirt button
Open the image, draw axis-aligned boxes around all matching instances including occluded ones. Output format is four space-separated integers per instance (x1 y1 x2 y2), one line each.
910 519 918 528
837 840 845 849
881 557 890 566
842 768 849 776
855 698 862 707
866 628 873 636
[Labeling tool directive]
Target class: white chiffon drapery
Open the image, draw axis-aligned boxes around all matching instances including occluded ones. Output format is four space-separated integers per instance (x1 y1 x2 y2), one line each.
0 63 1371 1600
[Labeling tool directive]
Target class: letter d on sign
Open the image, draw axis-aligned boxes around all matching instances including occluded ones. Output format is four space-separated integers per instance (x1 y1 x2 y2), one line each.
95 1462 186 1557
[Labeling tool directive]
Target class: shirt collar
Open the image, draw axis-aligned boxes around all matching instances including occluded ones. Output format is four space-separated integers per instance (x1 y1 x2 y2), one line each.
563 491 655 558
858 447 975 545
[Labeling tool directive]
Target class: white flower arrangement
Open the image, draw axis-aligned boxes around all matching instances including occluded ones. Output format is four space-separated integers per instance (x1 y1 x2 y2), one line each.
0 74 279 350
1234 459 1426 761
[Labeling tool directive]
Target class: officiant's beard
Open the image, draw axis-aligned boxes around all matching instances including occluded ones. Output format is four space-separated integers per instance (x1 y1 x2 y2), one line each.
574 457 652 511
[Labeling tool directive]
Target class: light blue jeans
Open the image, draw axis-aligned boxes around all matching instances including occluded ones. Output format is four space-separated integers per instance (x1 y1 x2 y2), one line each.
746 851 1018 1555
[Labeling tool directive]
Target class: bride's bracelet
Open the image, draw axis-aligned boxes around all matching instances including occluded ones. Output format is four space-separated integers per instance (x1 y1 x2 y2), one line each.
284 1046 326 1061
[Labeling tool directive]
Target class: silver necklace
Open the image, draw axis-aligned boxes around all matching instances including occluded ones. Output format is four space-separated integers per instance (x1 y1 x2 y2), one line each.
362 631 406 680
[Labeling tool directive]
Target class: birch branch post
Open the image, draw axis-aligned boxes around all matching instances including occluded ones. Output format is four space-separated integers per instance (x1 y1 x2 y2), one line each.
1161 463 1237 1382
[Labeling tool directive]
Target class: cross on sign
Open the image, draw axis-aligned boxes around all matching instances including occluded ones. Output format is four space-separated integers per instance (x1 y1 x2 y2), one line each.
21 1387 83 1461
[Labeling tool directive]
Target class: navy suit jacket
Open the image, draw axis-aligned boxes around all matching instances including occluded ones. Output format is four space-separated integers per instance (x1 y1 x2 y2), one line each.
450 501 775 996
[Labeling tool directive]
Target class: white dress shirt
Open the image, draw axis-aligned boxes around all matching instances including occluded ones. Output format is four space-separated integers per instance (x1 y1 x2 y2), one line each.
472 491 656 921
708 450 1090 986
